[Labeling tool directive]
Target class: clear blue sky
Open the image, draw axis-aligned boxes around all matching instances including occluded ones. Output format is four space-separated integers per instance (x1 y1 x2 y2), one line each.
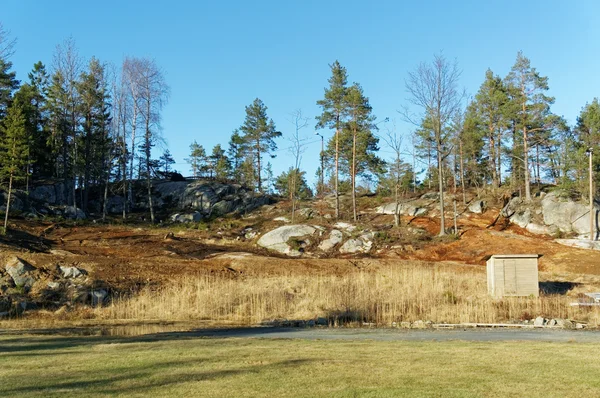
3 0 600 185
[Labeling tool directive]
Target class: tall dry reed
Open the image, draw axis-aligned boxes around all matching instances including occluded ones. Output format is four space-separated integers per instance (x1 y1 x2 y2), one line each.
98 264 600 326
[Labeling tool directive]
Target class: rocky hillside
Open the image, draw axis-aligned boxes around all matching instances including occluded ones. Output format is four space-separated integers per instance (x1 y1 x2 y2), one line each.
2 179 273 221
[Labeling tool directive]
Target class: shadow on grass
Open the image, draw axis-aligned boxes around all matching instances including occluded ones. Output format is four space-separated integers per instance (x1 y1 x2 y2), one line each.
1 348 313 396
0 326 305 355
539 281 581 295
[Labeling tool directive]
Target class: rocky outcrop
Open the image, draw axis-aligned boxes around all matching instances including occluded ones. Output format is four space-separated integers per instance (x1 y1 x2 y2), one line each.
153 180 273 220
257 225 318 257
1 255 109 316
505 191 599 237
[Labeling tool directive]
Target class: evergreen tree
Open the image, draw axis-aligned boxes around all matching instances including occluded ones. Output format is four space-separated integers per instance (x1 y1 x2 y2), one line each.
77 57 111 211
0 57 18 118
26 62 52 179
227 129 246 181
238 98 280 192
0 102 28 232
159 149 175 174
275 168 313 200
209 144 230 181
470 69 510 187
316 60 348 219
343 83 382 221
46 71 71 181
574 99 600 197
185 141 206 178
505 51 554 200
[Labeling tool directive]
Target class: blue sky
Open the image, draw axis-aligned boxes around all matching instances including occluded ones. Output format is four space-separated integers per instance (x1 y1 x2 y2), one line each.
3 1 600 185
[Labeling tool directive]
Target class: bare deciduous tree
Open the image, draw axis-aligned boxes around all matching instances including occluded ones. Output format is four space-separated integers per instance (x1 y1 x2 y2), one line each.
381 120 403 227
287 109 309 222
53 37 82 207
403 53 464 236
0 22 16 60
137 58 170 223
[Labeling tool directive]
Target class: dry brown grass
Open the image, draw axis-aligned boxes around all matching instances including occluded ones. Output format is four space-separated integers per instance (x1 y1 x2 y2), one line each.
97 263 600 326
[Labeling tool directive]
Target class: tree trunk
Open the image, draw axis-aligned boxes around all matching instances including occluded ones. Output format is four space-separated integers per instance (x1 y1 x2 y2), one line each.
394 157 400 228
437 138 446 236
3 172 13 232
335 124 340 219
489 124 498 188
459 138 466 205
352 126 357 222
256 139 261 192
129 106 138 206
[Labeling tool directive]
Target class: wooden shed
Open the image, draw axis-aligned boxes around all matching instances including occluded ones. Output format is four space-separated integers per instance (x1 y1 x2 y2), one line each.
486 254 539 298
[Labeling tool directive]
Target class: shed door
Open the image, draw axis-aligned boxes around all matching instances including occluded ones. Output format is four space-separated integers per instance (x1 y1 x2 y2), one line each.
504 260 517 295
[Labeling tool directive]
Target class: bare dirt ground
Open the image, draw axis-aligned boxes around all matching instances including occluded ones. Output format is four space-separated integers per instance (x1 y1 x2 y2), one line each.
2 204 600 295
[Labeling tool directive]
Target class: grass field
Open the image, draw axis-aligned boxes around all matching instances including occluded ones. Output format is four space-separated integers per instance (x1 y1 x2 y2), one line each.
2 332 600 397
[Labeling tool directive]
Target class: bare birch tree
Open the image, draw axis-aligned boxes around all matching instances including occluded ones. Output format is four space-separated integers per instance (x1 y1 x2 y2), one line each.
403 53 464 236
381 120 404 227
287 109 309 222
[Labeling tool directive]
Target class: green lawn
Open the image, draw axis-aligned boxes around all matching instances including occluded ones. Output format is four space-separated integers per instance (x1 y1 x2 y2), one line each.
1 332 600 397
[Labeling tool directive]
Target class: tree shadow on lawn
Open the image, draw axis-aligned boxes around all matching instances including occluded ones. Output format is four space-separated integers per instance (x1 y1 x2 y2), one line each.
0 326 305 354
1 352 314 396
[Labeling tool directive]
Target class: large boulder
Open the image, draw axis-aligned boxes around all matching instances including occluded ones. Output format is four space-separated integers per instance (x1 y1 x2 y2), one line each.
541 192 598 234
257 225 317 257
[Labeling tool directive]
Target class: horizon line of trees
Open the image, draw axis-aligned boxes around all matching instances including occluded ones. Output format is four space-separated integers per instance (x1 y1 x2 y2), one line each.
1 21 599 231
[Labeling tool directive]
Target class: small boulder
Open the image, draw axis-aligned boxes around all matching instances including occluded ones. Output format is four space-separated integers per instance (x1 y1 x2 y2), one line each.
468 200 486 214
171 212 202 223
5 257 36 289
333 222 356 232
59 265 85 279
339 233 374 254
64 206 86 220
91 289 108 306
318 230 343 251
533 316 545 327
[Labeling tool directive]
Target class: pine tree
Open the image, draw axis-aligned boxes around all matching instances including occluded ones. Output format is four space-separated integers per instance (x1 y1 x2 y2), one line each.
470 69 510 188
209 144 230 181
275 168 313 200
185 141 206 178
159 149 175 174
316 61 348 219
77 57 111 211
505 51 554 200
228 129 246 181
239 98 280 192
343 83 381 221
574 99 600 197
0 102 28 232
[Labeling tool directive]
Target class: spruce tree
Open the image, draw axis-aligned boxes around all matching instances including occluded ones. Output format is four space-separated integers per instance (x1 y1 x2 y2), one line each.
0 102 28 232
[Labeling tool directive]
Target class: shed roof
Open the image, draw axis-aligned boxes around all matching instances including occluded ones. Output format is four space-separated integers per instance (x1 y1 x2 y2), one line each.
489 254 539 259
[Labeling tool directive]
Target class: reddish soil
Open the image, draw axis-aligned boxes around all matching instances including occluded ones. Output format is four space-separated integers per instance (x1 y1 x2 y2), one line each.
2 206 600 294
